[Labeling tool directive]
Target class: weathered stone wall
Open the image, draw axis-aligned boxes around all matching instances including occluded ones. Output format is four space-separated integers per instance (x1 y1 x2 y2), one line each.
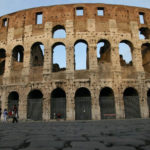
0 3 150 120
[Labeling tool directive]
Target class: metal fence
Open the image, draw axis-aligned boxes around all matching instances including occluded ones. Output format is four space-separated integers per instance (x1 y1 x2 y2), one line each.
124 96 141 119
27 99 42 121
100 97 116 119
75 97 91 120
51 98 66 119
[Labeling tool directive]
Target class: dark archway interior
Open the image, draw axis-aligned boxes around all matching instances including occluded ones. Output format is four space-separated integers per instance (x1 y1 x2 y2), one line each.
12 45 24 62
31 42 44 67
147 89 150 96
8 92 19 100
51 88 66 98
124 88 138 96
28 90 43 99
97 39 111 62
8 92 19 112
100 87 114 97
75 88 91 97
0 49 6 75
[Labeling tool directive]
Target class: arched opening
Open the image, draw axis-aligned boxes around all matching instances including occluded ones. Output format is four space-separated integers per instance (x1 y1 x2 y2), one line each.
74 40 89 70
147 89 150 117
31 42 44 67
50 88 66 119
119 40 133 66
8 91 19 113
0 49 6 75
52 43 66 72
123 87 141 119
97 40 111 63
139 27 150 40
27 90 43 121
12 45 24 63
141 43 150 73
75 87 91 120
99 87 116 119
52 25 66 38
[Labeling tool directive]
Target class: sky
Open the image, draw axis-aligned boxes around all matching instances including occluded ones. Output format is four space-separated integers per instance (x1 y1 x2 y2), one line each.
0 0 149 70
0 0 150 17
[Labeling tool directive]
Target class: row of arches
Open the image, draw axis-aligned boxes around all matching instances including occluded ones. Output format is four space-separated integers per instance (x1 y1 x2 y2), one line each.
0 40 150 74
7 87 150 121
42 25 150 41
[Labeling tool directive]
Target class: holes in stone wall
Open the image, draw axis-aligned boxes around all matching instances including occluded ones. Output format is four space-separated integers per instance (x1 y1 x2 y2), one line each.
97 7 104 16
74 40 89 70
97 40 111 63
119 40 133 66
0 49 6 75
139 12 145 24
52 25 66 38
31 42 44 67
52 42 66 72
139 27 150 40
36 12 43 24
12 45 24 62
76 7 84 16
141 43 150 73
2 18 8 27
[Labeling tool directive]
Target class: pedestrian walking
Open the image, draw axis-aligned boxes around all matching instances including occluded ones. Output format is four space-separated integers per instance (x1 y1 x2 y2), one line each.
3 109 8 121
12 105 18 123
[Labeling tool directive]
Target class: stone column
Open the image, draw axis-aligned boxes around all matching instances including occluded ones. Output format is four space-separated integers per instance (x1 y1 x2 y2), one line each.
111 45 124 118
91 88 100 120
139 88 149 118
42 93 50 120
132 47 144 72
88 44 98 70
66 44 74 72
22 44 31 83
3 50 12 84
43 22 52 75
1 90 8 113
43 45 52 75
18 90 28 120
66 82 75 120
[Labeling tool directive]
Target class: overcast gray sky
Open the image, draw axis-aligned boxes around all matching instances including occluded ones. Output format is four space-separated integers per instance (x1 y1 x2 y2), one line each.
0 0 150 16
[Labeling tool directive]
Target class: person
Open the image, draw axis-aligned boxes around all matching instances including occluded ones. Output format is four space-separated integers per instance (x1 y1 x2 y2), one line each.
0 108 1 120
13 105 18 117
12 105 18 123
3 109 8 121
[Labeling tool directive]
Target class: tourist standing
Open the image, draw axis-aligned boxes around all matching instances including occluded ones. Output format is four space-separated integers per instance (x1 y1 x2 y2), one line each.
3 109 8 121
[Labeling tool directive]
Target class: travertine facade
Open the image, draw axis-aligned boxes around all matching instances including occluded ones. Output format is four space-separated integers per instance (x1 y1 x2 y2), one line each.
0 3 150 120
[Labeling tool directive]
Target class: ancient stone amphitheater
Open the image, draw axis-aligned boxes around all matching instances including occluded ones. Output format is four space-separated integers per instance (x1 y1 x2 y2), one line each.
0 3 150 121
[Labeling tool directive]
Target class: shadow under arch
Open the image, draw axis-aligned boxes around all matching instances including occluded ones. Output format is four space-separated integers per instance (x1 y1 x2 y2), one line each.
8 91 19 113
75 87 91 120
147 89 150 117
31 42 44 67
52 25 66 38
123 87 141 119
0 48 6 75
141 43 150 73
50 88 66 119
27 89 43 121
99 87 116 119
97 39 111 62
12 45 24 62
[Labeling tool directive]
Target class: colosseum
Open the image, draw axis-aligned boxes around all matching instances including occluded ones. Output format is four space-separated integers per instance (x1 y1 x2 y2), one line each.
0 3 150 121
